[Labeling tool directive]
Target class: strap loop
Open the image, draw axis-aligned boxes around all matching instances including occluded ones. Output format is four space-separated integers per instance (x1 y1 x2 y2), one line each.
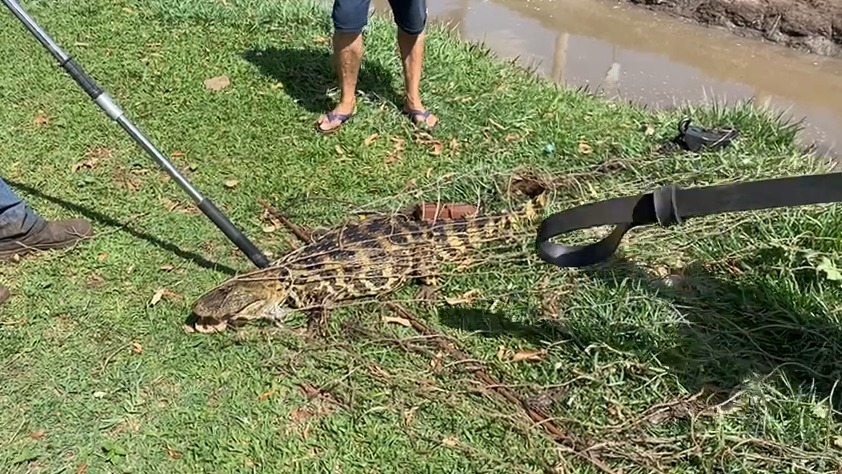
653 184 681 227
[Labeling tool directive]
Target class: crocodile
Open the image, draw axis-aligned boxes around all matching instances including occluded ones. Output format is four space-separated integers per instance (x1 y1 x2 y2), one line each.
189 192 547 334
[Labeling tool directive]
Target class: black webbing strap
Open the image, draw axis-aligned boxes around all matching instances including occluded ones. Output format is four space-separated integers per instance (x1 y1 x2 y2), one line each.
536 172 842 269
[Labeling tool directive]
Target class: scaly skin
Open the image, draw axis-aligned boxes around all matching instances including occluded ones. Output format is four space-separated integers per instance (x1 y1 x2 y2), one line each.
189 193 547 333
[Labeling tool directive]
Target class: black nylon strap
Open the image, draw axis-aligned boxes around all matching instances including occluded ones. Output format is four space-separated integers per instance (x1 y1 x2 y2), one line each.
536 172 842 269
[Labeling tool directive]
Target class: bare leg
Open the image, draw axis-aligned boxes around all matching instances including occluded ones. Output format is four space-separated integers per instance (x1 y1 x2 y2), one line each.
317 32 363 133
397 30 438 128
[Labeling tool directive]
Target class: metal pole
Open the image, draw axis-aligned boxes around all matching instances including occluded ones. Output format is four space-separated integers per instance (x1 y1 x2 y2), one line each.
2 0 271 269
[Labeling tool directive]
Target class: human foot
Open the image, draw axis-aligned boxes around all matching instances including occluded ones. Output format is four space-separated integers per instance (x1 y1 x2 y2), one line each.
403 105 438 129
0 218 93 260
315 103 356 134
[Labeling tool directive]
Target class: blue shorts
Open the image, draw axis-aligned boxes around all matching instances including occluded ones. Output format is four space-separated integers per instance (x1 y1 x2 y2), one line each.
332 0 427 35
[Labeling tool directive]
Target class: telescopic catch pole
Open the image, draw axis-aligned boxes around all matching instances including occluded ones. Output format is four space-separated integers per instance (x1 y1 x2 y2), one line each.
2 0 271 269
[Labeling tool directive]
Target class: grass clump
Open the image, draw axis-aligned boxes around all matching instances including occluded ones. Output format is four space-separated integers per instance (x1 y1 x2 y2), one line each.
1 0 841 473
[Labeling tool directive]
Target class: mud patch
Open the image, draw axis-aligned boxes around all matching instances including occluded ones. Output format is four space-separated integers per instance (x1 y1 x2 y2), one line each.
627 0 842 58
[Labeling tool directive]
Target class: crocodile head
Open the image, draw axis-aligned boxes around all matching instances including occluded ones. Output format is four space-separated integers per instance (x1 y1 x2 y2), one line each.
189 277 290 332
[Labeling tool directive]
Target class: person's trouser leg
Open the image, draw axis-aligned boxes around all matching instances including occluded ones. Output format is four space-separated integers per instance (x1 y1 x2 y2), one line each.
0 177 45 240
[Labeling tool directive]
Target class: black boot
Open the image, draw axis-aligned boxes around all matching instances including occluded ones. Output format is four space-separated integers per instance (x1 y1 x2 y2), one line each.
0 218 93 260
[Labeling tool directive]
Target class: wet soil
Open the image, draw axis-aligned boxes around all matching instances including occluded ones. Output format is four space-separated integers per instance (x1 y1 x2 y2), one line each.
627 0 842 58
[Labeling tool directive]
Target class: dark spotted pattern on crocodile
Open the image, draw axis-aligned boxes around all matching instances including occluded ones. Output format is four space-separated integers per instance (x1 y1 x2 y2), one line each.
189 194 546 332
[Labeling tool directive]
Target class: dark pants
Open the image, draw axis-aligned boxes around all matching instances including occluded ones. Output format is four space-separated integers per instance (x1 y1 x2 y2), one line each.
332 0 427 35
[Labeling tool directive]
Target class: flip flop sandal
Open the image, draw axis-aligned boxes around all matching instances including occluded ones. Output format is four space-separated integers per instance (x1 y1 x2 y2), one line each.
403 108 437 130
315 111 353 135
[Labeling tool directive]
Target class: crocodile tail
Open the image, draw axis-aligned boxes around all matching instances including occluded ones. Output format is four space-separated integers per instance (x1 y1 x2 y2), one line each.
499 190 548 231
448 191 548 251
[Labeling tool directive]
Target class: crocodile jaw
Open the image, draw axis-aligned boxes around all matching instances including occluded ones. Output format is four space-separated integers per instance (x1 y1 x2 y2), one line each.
190 280 289 332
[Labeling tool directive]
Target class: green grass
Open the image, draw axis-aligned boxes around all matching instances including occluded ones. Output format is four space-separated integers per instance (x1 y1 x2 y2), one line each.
1 0 841 472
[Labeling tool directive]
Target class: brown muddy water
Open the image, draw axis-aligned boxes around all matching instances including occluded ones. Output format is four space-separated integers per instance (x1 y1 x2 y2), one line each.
367 0 842 160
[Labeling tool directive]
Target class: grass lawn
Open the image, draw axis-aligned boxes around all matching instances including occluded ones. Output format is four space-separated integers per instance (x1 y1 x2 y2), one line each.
2 0 842 472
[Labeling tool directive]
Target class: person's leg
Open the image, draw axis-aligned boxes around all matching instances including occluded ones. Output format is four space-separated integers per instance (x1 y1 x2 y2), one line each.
0 177 45 240
389 0 438 129
317 0 371 133
0 177 93 260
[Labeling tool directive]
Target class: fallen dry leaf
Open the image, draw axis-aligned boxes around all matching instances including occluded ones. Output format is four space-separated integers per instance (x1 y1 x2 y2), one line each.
85 274 106 289
404 178 417 189
33 111 49 126
161 197 180 212
430 351 444 372
444 289 482 306
643 125 656 136
364 133 379 146
150 289 166 306
441 436 459 447
258 388 277 401
224 179 239 189
299 383 323 400
97 253 108 262
262 224 277 233
496 345 507 361
72 146 113 172
149 289 181 306
430 142 443 156
170 150 185 158
204 75 230 91
578 142 593 154
71 159 95 173
334 145 345 155
86 146 113 159
385 152 400 165
159 264 174 271
123 177 142 191
77 464 88 474
287 407 315 439
383 316 412 327
166 447 182 459
511 349 546 363
30 429 46 440
131 342 143 354
504 134 519 142
403 406 419 426
290 406 313 424
608 404 624 420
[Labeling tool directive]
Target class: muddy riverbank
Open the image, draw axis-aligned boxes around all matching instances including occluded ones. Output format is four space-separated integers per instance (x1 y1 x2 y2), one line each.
626 0 842 59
